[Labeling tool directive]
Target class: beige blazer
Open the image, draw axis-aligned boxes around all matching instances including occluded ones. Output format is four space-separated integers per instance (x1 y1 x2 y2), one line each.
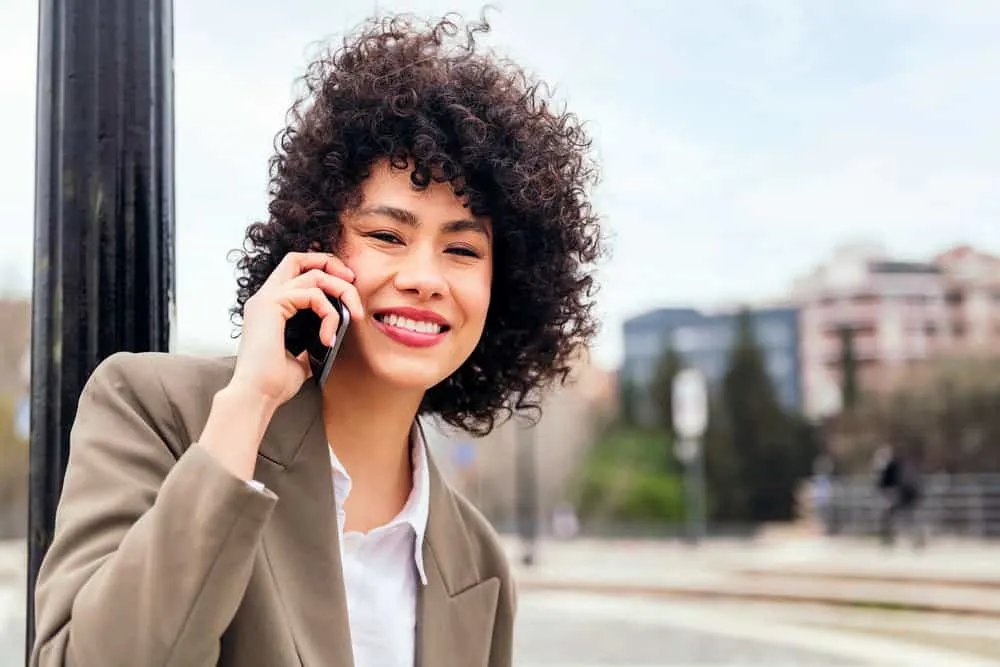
30 352 515 667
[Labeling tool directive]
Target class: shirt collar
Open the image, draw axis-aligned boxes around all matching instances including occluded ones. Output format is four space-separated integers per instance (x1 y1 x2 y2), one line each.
402 421 430 585
327 421 430 585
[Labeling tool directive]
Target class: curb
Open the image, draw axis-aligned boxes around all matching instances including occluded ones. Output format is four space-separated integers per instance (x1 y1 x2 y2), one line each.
516 578 1000 618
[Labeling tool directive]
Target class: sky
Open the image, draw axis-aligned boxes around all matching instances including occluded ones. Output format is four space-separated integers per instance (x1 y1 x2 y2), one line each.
2 0 999 369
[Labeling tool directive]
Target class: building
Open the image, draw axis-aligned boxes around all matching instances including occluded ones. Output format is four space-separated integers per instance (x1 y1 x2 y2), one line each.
791 243 1000 418
934 245 1000 356
792 243 951 417
621 305 803 415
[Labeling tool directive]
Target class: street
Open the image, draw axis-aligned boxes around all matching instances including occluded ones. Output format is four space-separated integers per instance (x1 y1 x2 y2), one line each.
514 590 1000 667
3 537 999 666
516 592 857 666
2 584 995 666
0 588 865 666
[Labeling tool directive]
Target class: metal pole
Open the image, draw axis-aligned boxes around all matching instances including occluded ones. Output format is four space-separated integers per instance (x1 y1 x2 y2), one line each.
693 440 707 540
27 0 175 656
515 416 538 566
677 437 706 544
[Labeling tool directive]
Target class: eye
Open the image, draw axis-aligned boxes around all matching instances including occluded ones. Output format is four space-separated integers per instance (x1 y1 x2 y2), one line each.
446 245 482 258
368 231 403 244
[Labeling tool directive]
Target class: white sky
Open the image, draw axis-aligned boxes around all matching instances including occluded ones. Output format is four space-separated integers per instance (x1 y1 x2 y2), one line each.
2 0 999 369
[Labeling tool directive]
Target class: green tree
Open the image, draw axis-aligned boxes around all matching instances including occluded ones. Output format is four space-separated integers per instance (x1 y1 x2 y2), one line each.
703 309 808 523
617 376 640 426
649 344 685 433
572 424 684 526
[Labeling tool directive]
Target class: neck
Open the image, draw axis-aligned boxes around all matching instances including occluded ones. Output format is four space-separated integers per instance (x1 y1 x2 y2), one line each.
320 358 424 528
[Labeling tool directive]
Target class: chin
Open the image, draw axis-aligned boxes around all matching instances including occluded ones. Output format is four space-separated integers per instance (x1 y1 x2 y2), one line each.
367 355 460 391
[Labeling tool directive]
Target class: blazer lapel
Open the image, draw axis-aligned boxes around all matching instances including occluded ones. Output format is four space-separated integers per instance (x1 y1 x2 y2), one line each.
416 454 500 667
254 382 355 667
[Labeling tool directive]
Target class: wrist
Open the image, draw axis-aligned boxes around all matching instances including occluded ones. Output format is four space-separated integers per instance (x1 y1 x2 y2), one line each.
217 382 280 421
198 384 277 481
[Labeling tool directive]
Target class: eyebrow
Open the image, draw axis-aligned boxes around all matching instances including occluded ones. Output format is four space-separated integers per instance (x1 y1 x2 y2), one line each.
358 205 491 239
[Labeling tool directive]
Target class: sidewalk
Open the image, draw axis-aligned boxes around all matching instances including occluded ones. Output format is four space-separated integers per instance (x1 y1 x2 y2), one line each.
5 535 999 616
504 535 1000 617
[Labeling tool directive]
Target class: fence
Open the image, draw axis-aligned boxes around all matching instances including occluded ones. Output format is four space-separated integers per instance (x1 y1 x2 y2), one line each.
823 473 1000 539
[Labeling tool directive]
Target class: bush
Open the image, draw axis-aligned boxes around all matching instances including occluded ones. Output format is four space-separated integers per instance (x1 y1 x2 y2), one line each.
572 425 685 523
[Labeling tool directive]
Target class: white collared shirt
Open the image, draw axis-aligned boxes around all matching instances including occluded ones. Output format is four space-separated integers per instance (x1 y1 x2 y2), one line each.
329 423 430 667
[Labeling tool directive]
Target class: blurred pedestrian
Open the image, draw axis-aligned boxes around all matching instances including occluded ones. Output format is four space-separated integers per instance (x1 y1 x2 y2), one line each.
875 445 925 549
552 502 580 540
29 12 602 667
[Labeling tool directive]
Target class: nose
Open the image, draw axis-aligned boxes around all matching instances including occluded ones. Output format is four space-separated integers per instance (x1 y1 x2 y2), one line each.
393 246 447 300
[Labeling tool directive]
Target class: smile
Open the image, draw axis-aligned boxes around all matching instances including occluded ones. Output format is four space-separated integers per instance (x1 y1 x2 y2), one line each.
373 311 450 348
376 313 445 334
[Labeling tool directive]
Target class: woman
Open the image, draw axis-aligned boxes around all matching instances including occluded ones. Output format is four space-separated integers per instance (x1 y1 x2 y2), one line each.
30 12 601 667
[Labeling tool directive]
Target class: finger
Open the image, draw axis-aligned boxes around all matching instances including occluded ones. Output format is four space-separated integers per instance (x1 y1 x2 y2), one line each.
319 312 340 347
288 270 365 323
280 287 340 325
270 251 355 285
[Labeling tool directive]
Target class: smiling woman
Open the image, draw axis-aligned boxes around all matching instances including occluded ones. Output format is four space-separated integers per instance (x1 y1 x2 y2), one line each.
30 11 602 667
234 13 603 436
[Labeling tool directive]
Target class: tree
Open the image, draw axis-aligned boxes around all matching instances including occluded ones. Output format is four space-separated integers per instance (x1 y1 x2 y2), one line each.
649 344 685 433
572 425 684 526
834 356 1000 474
703 309 809 523
617 375 640 426
838 325 859 411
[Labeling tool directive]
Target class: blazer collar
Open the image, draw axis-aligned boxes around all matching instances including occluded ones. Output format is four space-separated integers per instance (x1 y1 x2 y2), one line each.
415 419 500 667
257 374 322 468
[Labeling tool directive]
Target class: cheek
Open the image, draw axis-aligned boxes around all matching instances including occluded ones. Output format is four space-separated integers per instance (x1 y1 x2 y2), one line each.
464 276 492 329
338 247 379 300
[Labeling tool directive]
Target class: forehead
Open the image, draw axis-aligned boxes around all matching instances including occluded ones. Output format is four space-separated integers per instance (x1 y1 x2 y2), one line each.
356 160 491 229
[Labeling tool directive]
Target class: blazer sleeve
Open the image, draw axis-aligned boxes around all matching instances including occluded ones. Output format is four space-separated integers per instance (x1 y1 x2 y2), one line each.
30 352 278 667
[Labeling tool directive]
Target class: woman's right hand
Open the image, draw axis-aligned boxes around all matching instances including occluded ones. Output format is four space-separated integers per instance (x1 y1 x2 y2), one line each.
229 251 365 410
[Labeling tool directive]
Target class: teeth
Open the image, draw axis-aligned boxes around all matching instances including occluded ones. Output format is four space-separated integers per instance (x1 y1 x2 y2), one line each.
383 313 442 334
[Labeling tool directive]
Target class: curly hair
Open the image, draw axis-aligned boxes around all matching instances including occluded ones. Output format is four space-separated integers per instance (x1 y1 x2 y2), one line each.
231 12 603 436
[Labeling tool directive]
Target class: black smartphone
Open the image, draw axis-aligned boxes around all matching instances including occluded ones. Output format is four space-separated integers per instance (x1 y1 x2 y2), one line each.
283 294 351 387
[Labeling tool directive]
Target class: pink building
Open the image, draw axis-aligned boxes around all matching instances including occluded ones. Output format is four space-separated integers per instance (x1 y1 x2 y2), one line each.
793 244 949 418
934 245 1000 355
793 243 1000 419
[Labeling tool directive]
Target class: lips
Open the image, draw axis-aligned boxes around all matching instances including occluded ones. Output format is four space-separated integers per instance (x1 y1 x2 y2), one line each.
372 307 451 348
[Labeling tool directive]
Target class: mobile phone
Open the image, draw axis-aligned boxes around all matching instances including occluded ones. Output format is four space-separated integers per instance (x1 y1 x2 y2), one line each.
283 294 351 387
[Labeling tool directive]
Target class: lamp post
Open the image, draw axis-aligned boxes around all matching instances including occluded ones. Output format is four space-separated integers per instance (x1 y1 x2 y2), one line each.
672 369 708 543
27 0 175 655
515 415 538 566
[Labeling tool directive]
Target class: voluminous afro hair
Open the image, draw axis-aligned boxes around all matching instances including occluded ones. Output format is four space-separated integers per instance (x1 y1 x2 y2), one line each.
232 12 603 436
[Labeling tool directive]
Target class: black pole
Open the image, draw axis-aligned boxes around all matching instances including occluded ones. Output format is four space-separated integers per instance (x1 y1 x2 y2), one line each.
27 0 175 656
515 417 538 566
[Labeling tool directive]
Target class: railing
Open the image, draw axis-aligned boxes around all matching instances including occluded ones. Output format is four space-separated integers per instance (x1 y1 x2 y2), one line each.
821 473 1000 539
